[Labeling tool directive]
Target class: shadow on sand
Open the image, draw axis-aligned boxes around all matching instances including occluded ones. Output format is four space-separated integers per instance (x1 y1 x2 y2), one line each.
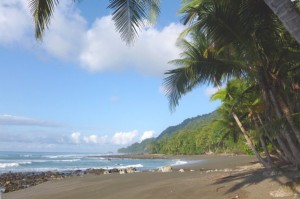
212 162 300 196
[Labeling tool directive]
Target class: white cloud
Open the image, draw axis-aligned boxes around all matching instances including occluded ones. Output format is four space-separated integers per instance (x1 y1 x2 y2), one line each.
42 1 87 60
112 130 138 145
0 0 32 45
205 87 218 97
140 130 155 142
80 17 184 76
70 132 81 144
0 114 62 127
83 134 108 144
0 1 184 76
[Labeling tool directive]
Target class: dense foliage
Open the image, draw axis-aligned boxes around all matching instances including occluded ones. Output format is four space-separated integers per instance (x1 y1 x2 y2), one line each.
118 138 156 154
163 0 300 168
118 111 250 155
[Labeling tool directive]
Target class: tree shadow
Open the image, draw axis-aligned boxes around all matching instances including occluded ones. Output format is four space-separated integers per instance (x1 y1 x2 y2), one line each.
212 165 300 195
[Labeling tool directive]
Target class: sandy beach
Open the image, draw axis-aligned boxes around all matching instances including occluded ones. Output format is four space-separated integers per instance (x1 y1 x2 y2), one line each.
2 154 300 199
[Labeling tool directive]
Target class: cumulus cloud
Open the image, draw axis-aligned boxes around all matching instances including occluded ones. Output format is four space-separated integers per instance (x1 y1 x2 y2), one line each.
0 0 32 45
42 1 87 60
0 1 184 76
80 17 184 76
70 132 81 144
205 87 219 97
112 130 138 145
0 114 63 127
140 130 155 142
83 134 108 144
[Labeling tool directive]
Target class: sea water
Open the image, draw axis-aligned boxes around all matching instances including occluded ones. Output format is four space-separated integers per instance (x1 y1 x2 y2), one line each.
0 151 188 173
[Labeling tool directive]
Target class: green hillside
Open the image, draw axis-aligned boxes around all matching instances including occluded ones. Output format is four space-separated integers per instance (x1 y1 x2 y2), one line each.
156 112 217 140
118 112 216 154
118 111 249 154
118 110 249 155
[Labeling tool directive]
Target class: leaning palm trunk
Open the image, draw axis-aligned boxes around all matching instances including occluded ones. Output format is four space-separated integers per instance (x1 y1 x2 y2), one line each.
253 114 273 166
269 88 300 145
257 73 300 165
231 112 270 167
256 113 293 163
264 0 300 44
259 134 273 167
281 128 300 167
215 83 270 167
266 89 300 167
276 134 298 164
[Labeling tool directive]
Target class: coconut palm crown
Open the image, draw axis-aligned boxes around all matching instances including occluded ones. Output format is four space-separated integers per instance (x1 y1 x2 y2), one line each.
28 0 160 45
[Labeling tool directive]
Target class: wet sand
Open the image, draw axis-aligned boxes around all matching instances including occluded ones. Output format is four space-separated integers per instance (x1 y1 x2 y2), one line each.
3 154 299 199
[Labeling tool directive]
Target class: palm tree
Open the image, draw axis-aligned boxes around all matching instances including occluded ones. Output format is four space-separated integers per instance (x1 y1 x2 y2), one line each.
29 0 300 46
163 31 269 166
164 31 243 110
164 0 300 167
28 0 160 44
264 0 300 44
211 79 273 167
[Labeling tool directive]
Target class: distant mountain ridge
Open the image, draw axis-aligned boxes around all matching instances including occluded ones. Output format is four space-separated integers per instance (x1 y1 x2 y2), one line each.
118 111 218 154
156 112 217 140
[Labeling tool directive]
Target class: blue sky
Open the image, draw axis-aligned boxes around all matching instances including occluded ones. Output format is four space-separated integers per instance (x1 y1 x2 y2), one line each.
0 0 219 153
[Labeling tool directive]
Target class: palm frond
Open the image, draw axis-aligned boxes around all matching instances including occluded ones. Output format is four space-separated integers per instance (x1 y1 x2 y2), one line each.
145 0 160 24
108 0 160 45
164 32 244 111
210 89 227 101
28 0 59 40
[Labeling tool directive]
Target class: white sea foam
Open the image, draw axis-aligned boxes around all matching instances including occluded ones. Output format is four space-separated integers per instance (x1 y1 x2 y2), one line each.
54 159 81 162
0 161 33 169
19 154 33 157
19 161 32 165
171 160 188 166
0 163 20 168
42 153 108 159
106 164 144 170
43 155 74 159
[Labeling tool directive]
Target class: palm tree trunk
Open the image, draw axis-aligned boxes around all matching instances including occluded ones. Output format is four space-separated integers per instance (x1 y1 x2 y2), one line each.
231 112 269 167
259 134 273 167
253 113 274 167
253 114 273 166
215 81 269 166
270 136 289 162
275 135 295 163
269 89 300 145
280 128 300 167
257 113 290 162
264 0 300 44
256 113 291 163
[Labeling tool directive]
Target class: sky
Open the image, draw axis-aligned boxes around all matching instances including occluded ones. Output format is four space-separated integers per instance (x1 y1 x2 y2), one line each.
0 0 220 153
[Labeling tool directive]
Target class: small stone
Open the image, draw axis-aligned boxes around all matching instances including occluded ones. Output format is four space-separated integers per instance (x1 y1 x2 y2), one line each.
103 170 110 175
119 169 126 174
159 165 172 172
126 167 136 174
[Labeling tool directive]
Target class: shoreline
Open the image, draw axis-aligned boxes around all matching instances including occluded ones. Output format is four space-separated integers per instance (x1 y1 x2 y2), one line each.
0 154 250 193
2 154 300 199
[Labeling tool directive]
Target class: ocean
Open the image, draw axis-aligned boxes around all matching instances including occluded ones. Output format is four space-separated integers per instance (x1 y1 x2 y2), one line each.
0 151 188 173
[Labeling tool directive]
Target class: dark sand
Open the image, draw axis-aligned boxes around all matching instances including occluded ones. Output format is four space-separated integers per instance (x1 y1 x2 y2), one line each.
3 155 299 199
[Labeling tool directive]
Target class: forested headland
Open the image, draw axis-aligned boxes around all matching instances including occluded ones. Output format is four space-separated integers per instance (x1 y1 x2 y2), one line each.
118 110 251 155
